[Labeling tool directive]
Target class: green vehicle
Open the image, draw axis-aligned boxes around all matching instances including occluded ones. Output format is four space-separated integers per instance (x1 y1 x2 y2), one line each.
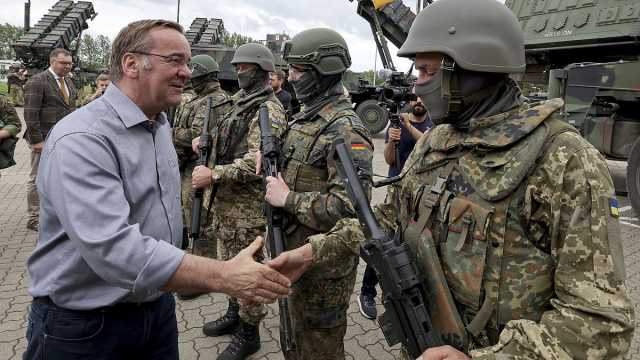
506 0 640 214
12 0 98 92
352 0 640 214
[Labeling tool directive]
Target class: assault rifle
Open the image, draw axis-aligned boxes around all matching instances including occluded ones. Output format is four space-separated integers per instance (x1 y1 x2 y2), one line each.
185 97 214 251
257 103 295 355
334 138 457 358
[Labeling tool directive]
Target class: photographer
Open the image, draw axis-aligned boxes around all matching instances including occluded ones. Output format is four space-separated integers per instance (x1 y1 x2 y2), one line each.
383 97 431 176
82 73 111 105
357 97 432 320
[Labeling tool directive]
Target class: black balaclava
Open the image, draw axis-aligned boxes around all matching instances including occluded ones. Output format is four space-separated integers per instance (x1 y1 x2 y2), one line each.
237 67 269 94
191 73 218 94
290 68 343 116
414 67 523 131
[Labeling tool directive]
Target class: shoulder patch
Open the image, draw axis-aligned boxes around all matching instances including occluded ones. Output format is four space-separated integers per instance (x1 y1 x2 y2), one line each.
609 198 620 218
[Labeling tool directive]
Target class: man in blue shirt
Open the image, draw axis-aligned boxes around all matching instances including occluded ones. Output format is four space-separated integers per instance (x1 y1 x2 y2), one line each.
358 98 432 320
23 20 291 360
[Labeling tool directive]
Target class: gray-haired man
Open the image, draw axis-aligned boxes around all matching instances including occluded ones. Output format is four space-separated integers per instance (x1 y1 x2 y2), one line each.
23 20 291 360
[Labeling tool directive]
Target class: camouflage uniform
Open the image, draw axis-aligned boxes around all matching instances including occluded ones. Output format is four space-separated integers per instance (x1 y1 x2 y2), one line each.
173 84 230 258
209 85 286 324
172 88 198 239
321 98 636 359
279 95 373 359
7 72 26 107
0 95 22 175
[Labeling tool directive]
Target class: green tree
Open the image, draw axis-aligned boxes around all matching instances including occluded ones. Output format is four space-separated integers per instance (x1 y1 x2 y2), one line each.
95 34 111 69
0 23 25 59
220 30 257 48
360 70 385 86
79 33 111 71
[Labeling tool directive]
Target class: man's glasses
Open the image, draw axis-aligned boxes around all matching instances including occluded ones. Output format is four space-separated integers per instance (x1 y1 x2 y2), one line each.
131 51 189 68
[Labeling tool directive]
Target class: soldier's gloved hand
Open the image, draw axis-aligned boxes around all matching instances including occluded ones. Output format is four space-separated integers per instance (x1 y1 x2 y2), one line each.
388 127 401 142
416 345 470 360
192 165 213 189
222 236 292 303
265 174 290 208
191 136 201 154
267 243 313 284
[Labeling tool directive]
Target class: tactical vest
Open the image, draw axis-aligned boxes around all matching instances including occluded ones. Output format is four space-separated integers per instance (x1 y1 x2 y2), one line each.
217 88 277 165
399 100 578 349
280 99 365 249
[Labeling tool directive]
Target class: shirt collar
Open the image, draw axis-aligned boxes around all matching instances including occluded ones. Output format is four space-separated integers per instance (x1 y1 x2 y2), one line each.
48 67 63 80
102 84 167 128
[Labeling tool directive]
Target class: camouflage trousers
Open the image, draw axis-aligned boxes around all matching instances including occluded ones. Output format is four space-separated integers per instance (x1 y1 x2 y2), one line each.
180 165 216 259
284 264 358 360
213 213 267 325
9 85 24 107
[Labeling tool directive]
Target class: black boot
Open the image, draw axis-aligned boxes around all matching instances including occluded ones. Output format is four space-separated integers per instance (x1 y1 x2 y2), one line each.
217 320 261 360
203 301 240 337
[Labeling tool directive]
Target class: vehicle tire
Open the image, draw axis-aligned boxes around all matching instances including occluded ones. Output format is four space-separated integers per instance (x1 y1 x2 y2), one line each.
627 137 640 216
356 99 388 135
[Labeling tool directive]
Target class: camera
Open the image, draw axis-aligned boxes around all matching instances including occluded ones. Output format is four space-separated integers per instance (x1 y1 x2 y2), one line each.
376 69 416 106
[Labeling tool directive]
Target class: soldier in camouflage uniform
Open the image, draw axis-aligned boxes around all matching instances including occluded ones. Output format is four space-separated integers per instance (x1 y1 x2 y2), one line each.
262 28 373 360
7 66 27 107
191 43 286 360
0 94 22 175
173 55 230 264
273 1 635 359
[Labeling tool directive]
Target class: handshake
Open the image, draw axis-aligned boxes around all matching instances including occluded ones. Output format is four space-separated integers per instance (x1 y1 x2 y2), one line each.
166 236 313 304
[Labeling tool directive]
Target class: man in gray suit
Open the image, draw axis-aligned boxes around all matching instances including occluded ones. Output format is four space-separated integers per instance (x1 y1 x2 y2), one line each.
23 48 77 231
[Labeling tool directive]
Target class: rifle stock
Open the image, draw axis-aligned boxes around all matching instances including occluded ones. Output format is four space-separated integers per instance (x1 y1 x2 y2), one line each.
334 138 465 358
258 103 295 355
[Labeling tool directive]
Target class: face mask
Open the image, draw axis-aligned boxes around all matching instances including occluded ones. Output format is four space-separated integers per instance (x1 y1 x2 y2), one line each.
414 71 447 124
191 76 208 94
237 67 257 90
289 71 318 104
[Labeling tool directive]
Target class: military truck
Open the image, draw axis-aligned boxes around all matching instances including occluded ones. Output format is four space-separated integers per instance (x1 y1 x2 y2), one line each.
349 0 640 214
347 0 418 134
11 0 98 97
13 0 96 73
185 18 291 93
506 0 640 214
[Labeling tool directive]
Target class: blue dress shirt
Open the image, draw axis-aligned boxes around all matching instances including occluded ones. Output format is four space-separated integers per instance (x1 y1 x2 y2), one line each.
27 84 185 310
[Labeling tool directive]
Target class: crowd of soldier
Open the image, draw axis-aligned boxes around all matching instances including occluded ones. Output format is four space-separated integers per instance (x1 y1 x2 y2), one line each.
0 0 635 359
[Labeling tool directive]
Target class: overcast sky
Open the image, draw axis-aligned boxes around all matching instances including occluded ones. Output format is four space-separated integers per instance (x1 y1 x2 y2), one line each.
1 0 418 72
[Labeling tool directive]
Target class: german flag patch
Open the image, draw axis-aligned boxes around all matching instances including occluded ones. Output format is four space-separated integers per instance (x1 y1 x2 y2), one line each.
609 198 620 218
351 143 367 151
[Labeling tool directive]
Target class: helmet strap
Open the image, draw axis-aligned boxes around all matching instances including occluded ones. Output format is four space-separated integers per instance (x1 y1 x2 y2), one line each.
440 57 463 123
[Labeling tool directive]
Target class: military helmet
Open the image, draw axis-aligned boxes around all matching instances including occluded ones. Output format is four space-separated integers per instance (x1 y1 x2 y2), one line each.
189 54 220 78
230 43 276 72
283 28 351 75
398 0 525 73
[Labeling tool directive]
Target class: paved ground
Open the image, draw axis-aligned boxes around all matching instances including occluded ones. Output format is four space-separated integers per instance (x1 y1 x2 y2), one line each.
1 109 639 359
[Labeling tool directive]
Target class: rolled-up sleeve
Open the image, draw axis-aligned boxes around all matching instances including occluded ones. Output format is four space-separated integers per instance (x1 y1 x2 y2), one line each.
45 132 184 295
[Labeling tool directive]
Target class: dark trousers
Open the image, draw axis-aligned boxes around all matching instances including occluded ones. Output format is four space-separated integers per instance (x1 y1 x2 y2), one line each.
23 293 178 360
361 264 379 298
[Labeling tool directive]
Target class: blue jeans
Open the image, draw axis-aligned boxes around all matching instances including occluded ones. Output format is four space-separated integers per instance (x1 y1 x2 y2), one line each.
23 293 178 360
